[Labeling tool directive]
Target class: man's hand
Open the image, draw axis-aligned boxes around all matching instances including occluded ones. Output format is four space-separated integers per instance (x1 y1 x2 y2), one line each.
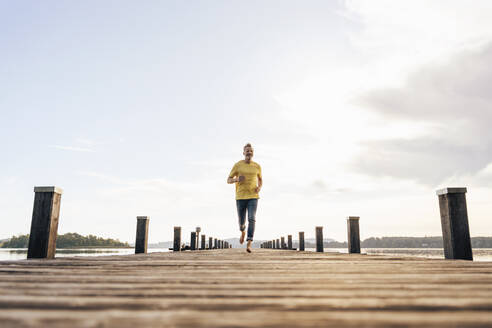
238 175 245 182
255 186 261 193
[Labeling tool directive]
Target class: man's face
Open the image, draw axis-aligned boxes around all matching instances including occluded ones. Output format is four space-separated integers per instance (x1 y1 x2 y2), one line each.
243 147 254 160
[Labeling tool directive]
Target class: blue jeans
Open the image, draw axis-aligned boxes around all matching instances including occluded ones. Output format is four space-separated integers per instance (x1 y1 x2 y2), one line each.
236 198 258 241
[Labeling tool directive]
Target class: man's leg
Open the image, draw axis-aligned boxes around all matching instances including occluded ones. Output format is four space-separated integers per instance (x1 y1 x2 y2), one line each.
236 200 247 244
246 199 258 252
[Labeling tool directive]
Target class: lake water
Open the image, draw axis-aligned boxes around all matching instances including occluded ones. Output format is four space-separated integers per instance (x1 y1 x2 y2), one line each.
1 248 491 261
0 248 170 261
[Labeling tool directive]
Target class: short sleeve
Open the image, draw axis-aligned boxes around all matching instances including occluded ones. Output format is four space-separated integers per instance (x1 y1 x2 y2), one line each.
228 163 238 178
257 164 262 178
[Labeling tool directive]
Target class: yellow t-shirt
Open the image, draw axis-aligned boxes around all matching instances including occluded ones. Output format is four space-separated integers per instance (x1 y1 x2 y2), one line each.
228 160 262 200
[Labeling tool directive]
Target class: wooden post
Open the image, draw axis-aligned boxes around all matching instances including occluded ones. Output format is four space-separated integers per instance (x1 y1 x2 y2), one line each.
214 238 218 249
27 186 63 259
281 237 285 249
316 226 323 252
299 232 305 251
195 227 201 249
173 226 181 251
288 235 293 250
437 188 473 260
347 216 361 254
191 232 197 250
209 237 213 249
276 239 280 249
135 216 149 254
201 234 206 250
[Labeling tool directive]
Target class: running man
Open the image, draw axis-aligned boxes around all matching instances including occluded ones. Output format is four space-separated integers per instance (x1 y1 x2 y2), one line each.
227 143 262 253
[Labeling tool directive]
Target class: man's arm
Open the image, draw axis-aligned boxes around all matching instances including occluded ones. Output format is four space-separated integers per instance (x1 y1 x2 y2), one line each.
228 176 245 184
255 175 262 193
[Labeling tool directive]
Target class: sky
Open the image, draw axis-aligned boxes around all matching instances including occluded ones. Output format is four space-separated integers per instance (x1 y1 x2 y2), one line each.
1 0 492 243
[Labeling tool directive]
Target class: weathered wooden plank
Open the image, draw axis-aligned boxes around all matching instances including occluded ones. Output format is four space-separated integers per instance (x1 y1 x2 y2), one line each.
1 249 492 327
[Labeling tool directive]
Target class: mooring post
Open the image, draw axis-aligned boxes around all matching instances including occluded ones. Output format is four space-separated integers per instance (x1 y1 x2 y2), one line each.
299 232 305 251
288 235 293 250
316 226 323 252
276 239 280 249
190 232 197 250
135 216 149 254
214 238 218 249
173 226 181 251
437 188 473 260
347 216 361 254
27 186 63 259
195 227 201 249
201 234 206 250
209 237 213 249
280 236 285 249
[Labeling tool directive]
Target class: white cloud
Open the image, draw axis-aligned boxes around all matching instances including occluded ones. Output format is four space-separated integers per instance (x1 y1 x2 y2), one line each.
353 44 492 184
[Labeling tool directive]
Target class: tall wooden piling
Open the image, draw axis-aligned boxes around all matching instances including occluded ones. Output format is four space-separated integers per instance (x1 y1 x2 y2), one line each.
288 235 293 250
315 226 323 252
201 234 206 250
191 232 197 250
276 239 280 249
195 227 201 250
209 237 213 249
281 237 286 249
437 188 473 260
173 227 181 252
27 186 63 259
134 216 149 254
299 232 305 251
214 238 218 249
347 216 361 254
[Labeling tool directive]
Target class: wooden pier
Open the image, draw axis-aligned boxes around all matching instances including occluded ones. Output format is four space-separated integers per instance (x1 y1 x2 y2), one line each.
1 249 492 327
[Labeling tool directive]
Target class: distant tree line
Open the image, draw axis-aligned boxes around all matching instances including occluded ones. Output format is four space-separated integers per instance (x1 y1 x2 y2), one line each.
1 233 129 248
300 236 492 248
